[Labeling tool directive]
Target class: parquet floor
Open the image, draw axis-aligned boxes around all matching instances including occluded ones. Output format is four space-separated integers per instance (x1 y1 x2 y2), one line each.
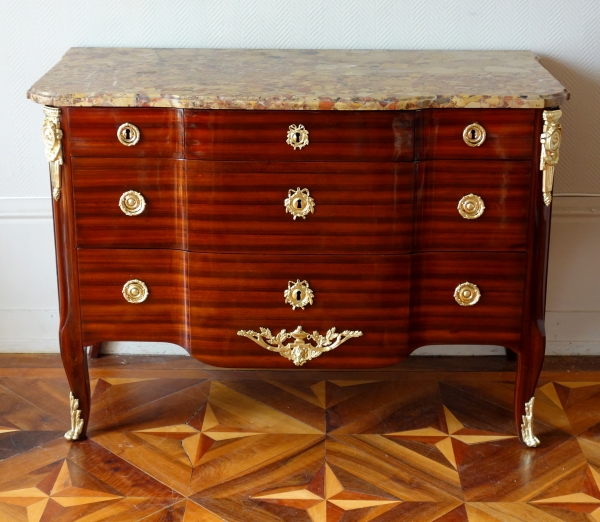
1 356 600 521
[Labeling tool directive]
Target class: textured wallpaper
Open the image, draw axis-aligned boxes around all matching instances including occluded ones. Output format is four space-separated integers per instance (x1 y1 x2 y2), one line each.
1 0 598 197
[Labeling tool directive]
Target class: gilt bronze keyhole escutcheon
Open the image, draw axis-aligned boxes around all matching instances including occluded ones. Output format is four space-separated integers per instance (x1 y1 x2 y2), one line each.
286 124 309 150
117 122 141 146
285 188 315 220
284 280 314 310
463 123 486 147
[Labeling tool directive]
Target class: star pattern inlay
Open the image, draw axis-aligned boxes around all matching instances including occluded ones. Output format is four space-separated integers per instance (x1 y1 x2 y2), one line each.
0 460 123 522
134 402 263 467
252 463 401 522
386 405 516 470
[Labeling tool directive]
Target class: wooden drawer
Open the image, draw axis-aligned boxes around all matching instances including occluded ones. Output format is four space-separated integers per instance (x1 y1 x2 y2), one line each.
187 161 414 254
185 110 414 161
417 109 536 160
66 108 183 158
189 254 411 368
410 252 526 350
78 249 189 347
415 160 531 251
72 158 185 249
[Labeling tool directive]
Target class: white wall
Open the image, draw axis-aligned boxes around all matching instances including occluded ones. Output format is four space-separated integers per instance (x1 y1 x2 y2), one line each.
1 0 599 355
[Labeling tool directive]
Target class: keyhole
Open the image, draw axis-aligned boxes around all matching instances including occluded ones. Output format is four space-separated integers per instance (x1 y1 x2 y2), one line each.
296 199 303 209
295 290 302 301
471 129 476 139
125 128 131 140
295 132 300 142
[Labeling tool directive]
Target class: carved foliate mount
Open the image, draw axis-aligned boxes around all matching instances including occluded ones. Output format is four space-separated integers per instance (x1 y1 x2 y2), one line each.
237 325 363 366
64 392 84 441
42 106 64 201
540 109 563 206
521 397 540 447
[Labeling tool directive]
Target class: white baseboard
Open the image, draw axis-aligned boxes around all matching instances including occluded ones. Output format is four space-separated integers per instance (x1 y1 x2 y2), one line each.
1 196 599 356
101 341 189 355
546 342 600 355
0 340 60 353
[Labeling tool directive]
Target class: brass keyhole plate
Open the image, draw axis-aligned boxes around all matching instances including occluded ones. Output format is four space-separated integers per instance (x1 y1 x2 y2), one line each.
285 188 315 220
463 123 486 147
117 122 141 146
286 124 309 150
284 280 314 310
457 193 485 219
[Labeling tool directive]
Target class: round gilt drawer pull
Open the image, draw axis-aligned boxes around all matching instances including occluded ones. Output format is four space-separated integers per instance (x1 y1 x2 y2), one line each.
117 122 141 146
284 279 314 310
286 124 309 150
454 282 481 306
119 190 146 216
463 122 486 147
122 279 149 304
457 193 485 219
285 187 315 220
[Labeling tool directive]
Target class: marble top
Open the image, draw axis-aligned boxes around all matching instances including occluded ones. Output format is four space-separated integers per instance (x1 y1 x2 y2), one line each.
27 48 568 110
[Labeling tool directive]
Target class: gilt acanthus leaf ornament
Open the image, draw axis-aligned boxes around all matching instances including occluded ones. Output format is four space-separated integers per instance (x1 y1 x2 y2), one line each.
64 392 84 441
520 397 540 447
540 109 562 206
42 106 64 201
237 325 363 366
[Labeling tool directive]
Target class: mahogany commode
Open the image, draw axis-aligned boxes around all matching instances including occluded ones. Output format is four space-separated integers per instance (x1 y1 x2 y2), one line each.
27 48 569 446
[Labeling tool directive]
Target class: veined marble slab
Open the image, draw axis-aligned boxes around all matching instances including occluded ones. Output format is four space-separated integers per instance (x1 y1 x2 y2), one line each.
27 48 568 110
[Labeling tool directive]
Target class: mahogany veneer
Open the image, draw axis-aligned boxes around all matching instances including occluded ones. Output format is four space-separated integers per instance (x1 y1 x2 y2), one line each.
417 109 536 160
187 161 415 254
415 160 531 251
185 110 415 161
78 249 188 348
67 108 184 158
190 253 411 368
72 158 185 249
34 88 562 447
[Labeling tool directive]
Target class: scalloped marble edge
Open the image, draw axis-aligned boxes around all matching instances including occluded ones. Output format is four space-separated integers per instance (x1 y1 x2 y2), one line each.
27 90 568 110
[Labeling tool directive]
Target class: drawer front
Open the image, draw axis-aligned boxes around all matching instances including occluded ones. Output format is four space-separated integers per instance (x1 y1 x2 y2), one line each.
72 158 185 249
415 160 531 251
185 110 414 161
66 108 183 158
78 249 188 347
417 109 536 160
410 252 526 350
190 254 411 368
187 161 414 254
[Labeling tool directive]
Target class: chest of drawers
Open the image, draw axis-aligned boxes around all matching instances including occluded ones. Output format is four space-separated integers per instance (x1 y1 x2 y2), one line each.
28 48 568 447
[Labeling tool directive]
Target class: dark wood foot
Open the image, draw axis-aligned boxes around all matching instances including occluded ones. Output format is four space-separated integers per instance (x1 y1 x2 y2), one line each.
61 330 90 441
88 343 102 358
514 332 545 447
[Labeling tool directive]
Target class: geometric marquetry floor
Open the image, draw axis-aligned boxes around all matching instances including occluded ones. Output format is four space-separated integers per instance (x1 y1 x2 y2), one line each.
2 355 600 521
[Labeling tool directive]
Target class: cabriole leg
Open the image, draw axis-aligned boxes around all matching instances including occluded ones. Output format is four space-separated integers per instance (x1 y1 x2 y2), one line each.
43 105 91 441
61 332 90 441
514 332 545 447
